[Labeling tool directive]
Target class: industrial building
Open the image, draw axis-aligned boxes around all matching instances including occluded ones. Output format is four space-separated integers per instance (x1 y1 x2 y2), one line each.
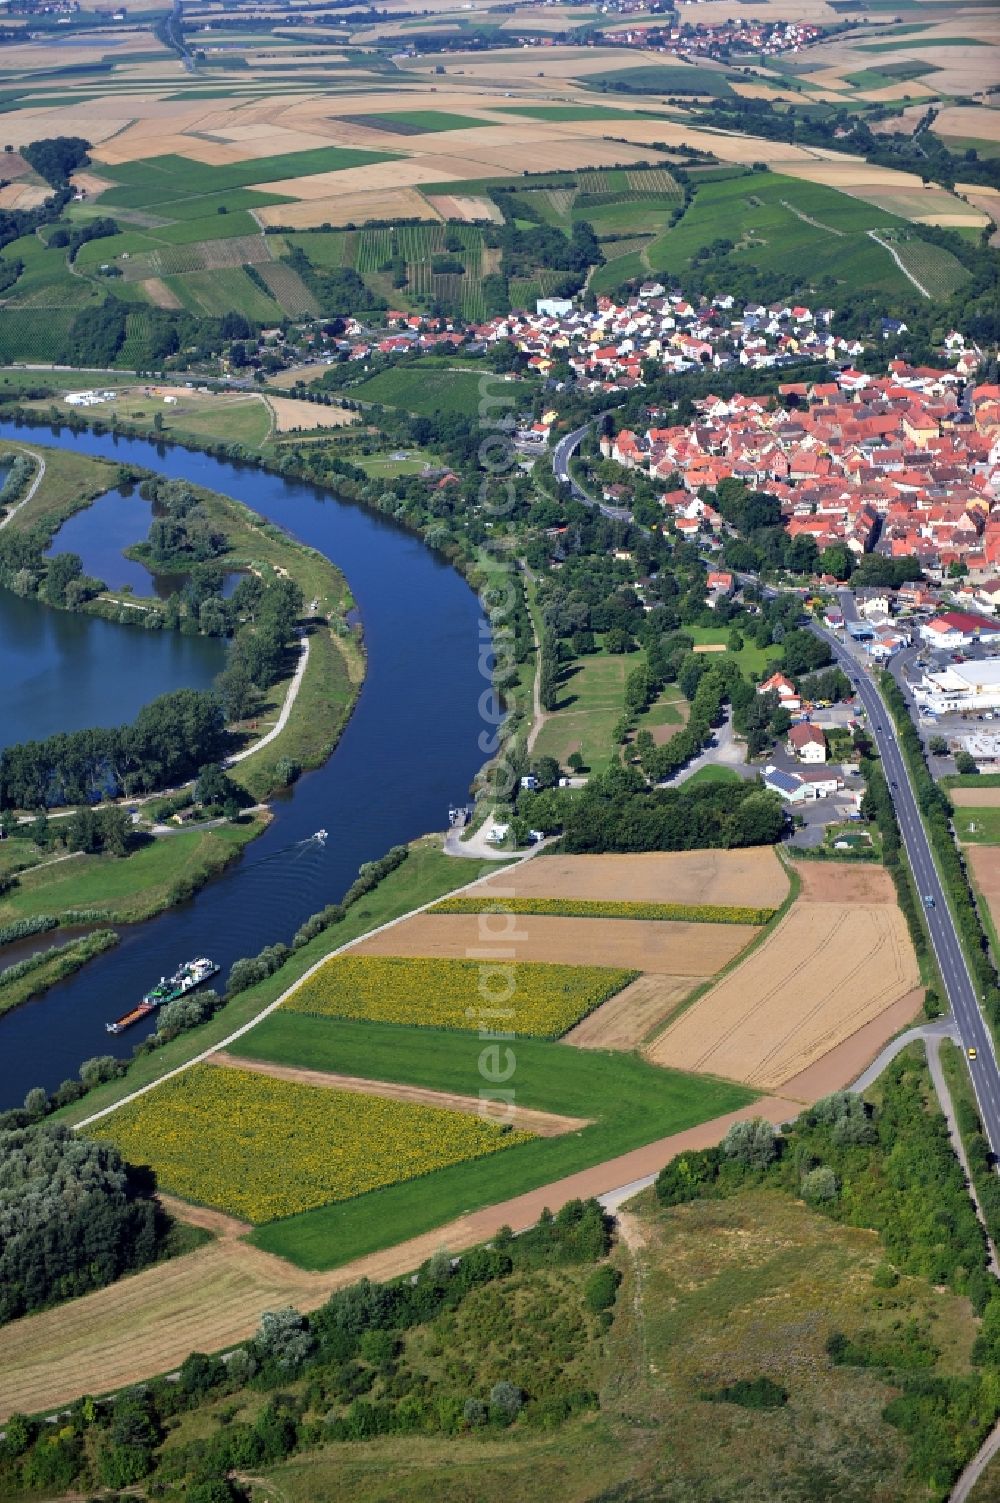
916 659 1000 715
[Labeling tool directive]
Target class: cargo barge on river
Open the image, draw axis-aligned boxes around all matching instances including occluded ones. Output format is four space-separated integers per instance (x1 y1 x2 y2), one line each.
106 957 220 1034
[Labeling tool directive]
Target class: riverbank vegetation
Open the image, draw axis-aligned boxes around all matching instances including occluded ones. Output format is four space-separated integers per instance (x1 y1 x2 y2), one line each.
0 930 119 1018
0 1201 612 1500
16 839 508 1128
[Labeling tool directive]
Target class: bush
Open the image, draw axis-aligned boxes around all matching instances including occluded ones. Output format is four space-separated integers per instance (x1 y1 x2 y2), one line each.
801 1164 838 1203
705 1376 788 1409
584 1264 622 1314
489 1380 524 1425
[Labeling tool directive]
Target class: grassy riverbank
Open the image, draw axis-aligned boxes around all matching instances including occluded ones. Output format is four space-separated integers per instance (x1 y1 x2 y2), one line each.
0 439 118 535
0 819 265 930
54 838 511 1127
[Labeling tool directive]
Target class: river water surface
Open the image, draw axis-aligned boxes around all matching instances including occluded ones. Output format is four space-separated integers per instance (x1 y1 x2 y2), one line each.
0 421 488 1105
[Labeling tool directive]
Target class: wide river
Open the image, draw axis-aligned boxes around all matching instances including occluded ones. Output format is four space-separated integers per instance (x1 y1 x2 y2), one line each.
0 420 488 1106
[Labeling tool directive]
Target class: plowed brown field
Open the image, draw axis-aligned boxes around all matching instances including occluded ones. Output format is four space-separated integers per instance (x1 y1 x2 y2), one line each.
950 787 1000 808
473 849 789 908
967 846 1000 938
352 912 756 975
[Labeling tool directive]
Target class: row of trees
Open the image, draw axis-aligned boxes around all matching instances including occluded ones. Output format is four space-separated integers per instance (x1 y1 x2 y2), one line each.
0 688 228 809
519 762 785 853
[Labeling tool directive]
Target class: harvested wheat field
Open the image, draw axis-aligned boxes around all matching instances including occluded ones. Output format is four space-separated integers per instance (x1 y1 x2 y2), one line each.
0 183 49 210
474 848 790 909
425 192 503 222
562 117 824 165
258 187 443 228
793 860 899 904
353 911 755 974
646 871 918 1089
966 847 1000 931
140 278 184 310
209 1051 589 1135
950 787 1000 808
267 362 335 388
265 395 356 432
936 105 1000 143
0 1236 330 1420
564 972 697 1051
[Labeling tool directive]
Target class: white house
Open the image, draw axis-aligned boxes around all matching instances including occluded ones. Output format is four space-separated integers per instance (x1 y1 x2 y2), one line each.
762 765 841 802
758 671 801 711
919 611 1000 650
536 297 574 319
787 722 827 763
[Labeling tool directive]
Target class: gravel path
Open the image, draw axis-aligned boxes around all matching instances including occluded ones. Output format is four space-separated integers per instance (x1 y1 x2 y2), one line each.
0 446 45 531
226 627 310 767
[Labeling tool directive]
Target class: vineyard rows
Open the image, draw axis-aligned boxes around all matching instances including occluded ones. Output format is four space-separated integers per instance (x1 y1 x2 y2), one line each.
0 308 74 361
117 311 153 368
122 233 273 283
892 236 970 299
259 261 319 316
625 169 681 196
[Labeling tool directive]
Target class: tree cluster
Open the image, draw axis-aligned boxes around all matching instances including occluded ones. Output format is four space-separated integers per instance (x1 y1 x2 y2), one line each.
0 688 228 809
0 1123 167 1325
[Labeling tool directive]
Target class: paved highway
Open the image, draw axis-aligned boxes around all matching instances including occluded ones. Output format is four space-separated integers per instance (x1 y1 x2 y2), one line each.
552 420 633 522
819 596 1000 1156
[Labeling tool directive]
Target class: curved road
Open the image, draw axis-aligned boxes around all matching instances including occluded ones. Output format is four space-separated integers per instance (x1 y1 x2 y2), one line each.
552 420 632 523
818 606 1000 1158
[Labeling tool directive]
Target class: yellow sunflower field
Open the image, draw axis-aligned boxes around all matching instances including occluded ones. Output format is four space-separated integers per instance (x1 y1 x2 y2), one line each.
284 954 638 1038
89 1064 533 1223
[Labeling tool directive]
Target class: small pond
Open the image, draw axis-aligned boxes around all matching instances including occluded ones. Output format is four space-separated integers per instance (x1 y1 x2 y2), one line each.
46 487 243 599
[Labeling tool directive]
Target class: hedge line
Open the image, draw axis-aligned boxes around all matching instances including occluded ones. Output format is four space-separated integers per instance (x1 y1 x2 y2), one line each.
878 671 1000 1030
0 915 58 949
0 930 118 1017
429 897 775 925
940 1039 1000 1256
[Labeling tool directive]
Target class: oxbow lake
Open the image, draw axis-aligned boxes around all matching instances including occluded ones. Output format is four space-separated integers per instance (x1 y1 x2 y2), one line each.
0 420 490 1104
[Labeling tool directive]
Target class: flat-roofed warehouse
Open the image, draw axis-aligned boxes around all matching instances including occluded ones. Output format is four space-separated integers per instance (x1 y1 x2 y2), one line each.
918 659 1000 715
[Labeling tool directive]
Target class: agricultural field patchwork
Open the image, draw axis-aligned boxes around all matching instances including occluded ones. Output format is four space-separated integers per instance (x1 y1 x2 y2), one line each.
284 954 638 1037
89 1063 533 1222
646 863 919 1090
